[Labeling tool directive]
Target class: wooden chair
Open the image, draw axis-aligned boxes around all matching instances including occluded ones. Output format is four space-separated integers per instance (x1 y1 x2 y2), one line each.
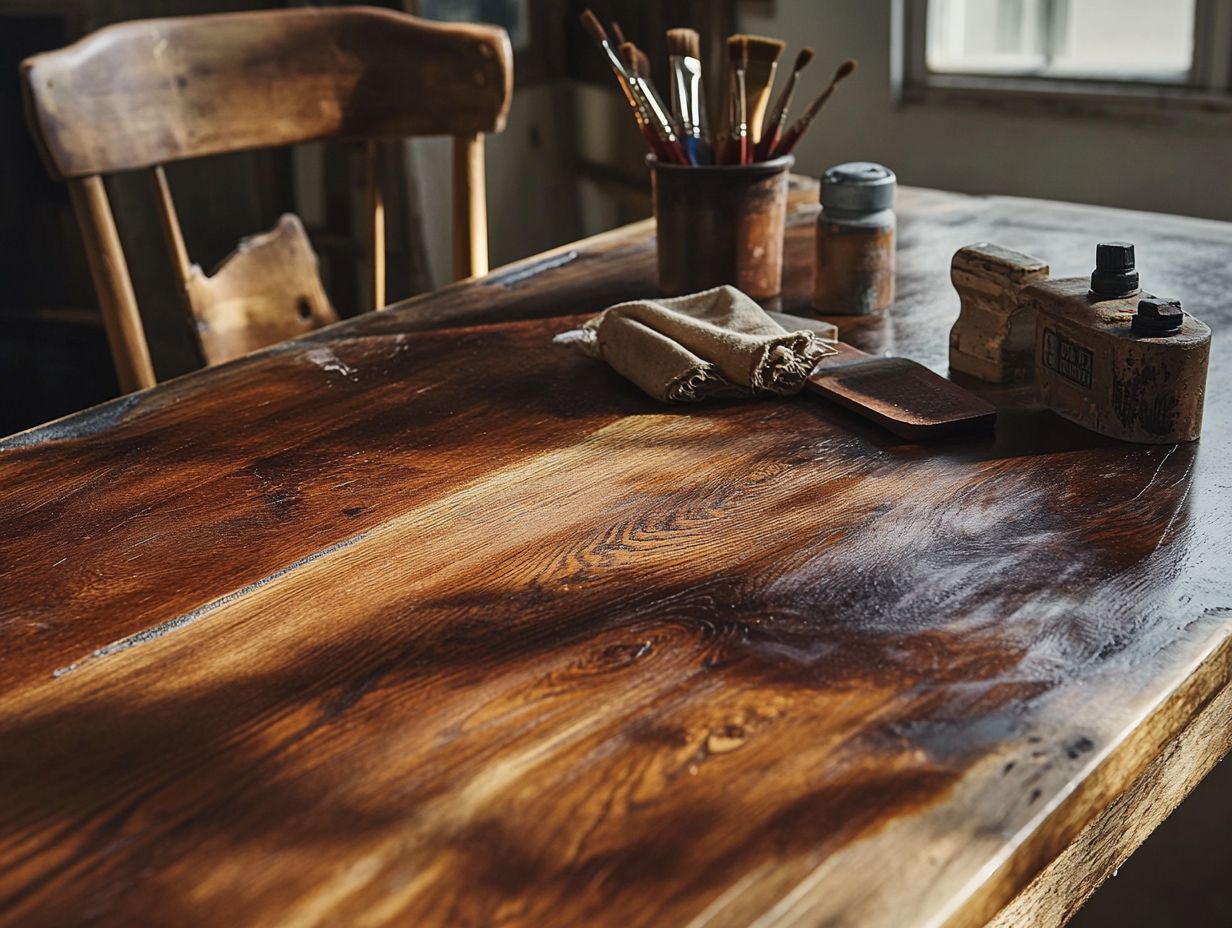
21 7 513 392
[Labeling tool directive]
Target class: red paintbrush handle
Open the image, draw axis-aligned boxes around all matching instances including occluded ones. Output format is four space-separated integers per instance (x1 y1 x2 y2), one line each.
774 122 804 157
756 125 782 162
647 130 689 165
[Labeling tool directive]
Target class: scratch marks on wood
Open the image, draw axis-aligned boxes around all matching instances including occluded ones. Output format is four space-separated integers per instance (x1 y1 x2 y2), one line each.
485 250 579 288
1129 445 1177 503
305 347 359 382
52 530 370 677
0 394 144 452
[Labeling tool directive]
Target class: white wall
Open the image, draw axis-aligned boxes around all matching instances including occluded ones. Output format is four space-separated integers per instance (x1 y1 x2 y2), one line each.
739 0 1232 221
401 1 1231 282
403 82 582 288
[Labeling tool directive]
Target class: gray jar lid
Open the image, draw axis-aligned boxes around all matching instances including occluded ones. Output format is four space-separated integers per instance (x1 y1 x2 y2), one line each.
821 162 896 213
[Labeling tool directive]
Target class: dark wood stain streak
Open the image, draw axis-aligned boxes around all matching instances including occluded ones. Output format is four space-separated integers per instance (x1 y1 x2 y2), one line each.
0 188 1230 928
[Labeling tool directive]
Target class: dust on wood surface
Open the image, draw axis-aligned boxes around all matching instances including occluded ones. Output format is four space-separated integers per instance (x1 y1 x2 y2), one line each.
1 188 1230 928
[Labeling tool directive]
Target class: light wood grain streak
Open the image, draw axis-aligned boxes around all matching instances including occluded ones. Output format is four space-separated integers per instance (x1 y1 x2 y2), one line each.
988 673 1232 927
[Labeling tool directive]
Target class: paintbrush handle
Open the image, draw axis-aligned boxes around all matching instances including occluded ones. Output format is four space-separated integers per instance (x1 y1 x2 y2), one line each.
756 72 798 161
801 83 837 123
772 122 803 157
774 83 838 157
603 39 689 164
734 69 749 165
638 76 690 164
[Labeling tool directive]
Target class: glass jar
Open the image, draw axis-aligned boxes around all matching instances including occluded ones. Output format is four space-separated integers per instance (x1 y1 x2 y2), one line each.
813 162 896 315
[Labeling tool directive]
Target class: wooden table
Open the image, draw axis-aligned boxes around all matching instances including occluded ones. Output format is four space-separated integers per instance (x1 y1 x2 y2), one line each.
1 188 1229 928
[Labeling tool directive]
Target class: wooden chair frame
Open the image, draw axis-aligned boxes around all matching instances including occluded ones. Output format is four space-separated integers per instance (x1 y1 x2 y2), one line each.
22 6 513 392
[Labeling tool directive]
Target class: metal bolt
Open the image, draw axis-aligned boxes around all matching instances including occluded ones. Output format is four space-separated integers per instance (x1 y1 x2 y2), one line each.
1132 296 1183 336
1091 241 1140 297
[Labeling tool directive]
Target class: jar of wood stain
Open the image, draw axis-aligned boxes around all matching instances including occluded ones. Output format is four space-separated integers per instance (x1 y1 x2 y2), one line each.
813 162 896 315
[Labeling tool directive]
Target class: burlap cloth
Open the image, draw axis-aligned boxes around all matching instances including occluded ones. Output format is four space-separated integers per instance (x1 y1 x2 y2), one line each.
555 285 834 402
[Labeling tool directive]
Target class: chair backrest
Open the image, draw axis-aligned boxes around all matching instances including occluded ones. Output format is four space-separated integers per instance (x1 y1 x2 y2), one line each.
22 7 513 391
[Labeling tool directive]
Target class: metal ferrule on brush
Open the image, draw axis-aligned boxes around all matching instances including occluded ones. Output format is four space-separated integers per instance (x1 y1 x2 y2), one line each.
637 77 679 143
670 55 710 164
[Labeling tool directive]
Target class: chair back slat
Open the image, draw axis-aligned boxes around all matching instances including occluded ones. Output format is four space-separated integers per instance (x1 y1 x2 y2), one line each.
150 166 192 281
452 133 488 280
66 176 157 392
366 140 386 309
187 214 338 366
22 6 512 178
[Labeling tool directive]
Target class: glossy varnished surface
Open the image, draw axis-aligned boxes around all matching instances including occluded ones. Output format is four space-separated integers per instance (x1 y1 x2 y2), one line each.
1 189 1230 927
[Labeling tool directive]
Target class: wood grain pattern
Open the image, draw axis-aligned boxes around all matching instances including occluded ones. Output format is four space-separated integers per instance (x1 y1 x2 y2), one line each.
988 679 1232 928
0 187 1230 928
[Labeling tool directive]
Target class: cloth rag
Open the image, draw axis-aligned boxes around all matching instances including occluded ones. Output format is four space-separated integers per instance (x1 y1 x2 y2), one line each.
554 285 834 402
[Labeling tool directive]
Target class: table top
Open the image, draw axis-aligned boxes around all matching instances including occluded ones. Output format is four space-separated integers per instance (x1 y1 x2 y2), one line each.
1 187 1230 928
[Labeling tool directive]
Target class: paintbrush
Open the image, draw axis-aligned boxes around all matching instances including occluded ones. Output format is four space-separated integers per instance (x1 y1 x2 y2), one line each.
579 10 686 164
738 35 785 144
727 36 750 164
609 19 627 45
666 27 710 165
619 42 688 162
774 58 857 157
755 47 813 162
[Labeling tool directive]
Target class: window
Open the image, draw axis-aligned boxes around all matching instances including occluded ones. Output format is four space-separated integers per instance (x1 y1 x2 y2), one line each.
901 0 1232 108
927 0 1195 82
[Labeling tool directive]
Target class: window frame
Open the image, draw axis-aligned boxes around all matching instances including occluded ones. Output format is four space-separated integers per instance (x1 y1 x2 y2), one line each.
895 0 1232 118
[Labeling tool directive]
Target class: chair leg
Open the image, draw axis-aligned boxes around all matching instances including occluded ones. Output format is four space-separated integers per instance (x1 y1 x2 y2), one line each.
451 133 489 281
67 176 156 392
366 140 386 309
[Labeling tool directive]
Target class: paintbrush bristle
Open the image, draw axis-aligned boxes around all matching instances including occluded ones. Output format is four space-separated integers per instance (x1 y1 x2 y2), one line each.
726 35 749 69
666 27 700 60
744 35 785 64
725 35 742 66
794 47 815 73
579 9 607 45
835 58 857 81
610 20 627 45
634 47 652 79
618 41 638 76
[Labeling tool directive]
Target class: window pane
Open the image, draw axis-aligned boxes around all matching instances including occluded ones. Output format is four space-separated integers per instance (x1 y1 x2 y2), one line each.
1052 0 1194 77
927 0 1195 82
928 0 1048 73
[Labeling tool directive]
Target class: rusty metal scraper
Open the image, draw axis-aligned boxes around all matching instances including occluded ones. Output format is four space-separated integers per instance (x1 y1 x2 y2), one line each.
806 342 996 439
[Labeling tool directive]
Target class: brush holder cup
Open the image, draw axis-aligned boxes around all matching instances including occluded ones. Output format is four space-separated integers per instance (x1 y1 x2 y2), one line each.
650 154 794 301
